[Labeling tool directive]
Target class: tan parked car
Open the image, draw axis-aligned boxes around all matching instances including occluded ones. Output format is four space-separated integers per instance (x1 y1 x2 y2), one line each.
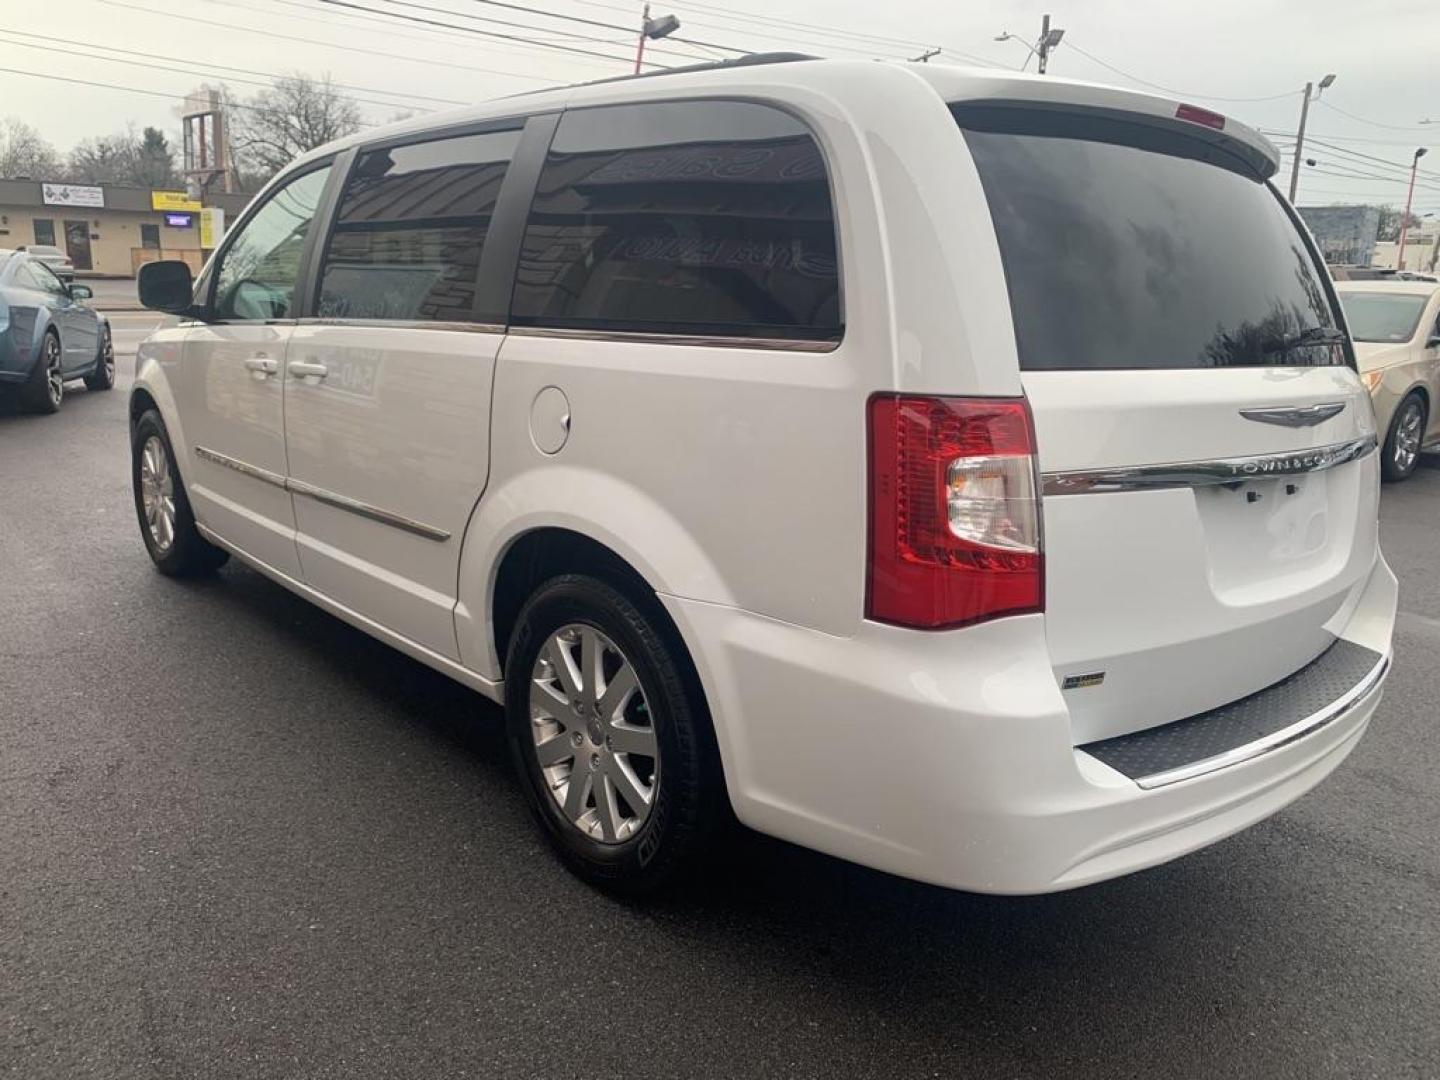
1336 282 1440 481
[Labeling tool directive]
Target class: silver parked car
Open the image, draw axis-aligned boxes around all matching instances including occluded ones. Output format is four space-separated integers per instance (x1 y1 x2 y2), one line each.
0 249 113 414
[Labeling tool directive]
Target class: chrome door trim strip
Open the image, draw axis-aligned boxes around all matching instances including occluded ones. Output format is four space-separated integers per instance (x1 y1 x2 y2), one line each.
194 445 287 489
1239 402 1347 427
193 446 450 542
506 325 841 353
1125 651 1390 790
292 318 506 335
1042 435 1377 495
287 478 452 542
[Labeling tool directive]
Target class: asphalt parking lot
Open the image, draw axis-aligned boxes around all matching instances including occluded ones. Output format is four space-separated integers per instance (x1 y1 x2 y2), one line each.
2 336 1438 1079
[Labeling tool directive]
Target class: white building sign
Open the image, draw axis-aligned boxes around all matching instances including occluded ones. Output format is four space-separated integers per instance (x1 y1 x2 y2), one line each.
41 183 105 208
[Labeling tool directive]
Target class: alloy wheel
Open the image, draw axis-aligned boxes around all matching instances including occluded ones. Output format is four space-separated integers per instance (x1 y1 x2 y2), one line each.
1394 400 1423 473
44 337 63 408
139 435 177 552
529 624 659 844
102 329 115 383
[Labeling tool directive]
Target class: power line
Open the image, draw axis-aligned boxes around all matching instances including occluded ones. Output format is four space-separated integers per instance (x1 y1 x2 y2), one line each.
1315 100 1435 133
0 28 461 109
247 0 635 48
91 0 564 83
316 0 673 67
1269 132 1440 183
676 0 930 52
0 65 384 124
456 0 749 56
1063 41 1302 103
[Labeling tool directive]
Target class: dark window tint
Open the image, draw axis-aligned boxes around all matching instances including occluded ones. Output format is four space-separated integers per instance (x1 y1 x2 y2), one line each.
318 129 519 323
141 223 161 249
512 101 841 342
955 106 1345 370
33 218 55 246
214 165 331 321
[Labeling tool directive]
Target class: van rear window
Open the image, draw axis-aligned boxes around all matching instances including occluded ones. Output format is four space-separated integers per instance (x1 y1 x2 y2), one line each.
954 105 1346 371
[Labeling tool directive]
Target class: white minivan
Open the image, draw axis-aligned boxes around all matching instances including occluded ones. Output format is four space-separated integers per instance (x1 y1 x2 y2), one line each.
132 56 1396 894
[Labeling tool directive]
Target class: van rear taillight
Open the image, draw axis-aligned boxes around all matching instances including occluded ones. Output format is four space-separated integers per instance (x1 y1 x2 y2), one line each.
866 395 1043 629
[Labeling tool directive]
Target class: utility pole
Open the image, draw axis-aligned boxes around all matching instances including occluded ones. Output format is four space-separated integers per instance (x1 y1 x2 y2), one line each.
634 2 650 74
1288 73 1336 203
1397 147 1429 270
1037 14 1053 74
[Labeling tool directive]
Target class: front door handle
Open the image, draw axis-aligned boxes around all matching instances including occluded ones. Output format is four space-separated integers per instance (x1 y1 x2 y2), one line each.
288 360 329 381
243 355 278 377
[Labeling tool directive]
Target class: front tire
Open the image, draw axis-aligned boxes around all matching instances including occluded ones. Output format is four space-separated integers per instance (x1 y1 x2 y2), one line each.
84 326 115 391
505 574 722 894
19 331 63 414
131 409 229 576
1381 392 1427 482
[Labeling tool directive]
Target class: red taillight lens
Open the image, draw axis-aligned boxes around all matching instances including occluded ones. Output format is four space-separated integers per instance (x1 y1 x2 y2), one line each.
866 395 1043 630
1175 103 1226 130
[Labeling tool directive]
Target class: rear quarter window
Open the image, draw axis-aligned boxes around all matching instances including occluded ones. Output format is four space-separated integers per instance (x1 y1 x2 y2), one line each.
511 100 842 343
955 105 1346 371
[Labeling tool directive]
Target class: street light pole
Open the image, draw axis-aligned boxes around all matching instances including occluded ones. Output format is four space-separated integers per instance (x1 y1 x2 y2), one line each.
634 3 650 74
1288 73 1336 204
1397 147 1429 270
633 4 680 73
994 15 1063 75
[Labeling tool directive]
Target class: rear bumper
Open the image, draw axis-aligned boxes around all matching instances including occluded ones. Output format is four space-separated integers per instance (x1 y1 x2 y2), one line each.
662 552 1397 894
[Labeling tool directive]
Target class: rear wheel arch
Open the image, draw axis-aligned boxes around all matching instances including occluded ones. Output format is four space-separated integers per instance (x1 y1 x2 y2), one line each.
490 527 730 800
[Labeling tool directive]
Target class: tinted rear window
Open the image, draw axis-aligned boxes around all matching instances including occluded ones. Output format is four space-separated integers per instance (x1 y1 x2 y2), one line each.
955 106 1345 371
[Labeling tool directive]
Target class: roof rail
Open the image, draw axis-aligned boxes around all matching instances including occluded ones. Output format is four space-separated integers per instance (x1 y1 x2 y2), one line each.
509 51 819 97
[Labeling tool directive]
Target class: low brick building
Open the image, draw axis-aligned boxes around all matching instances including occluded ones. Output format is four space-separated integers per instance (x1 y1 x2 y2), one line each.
0 179 251 277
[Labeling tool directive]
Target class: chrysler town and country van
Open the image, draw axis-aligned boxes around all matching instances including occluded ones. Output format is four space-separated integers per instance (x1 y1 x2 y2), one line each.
131 56 1397 894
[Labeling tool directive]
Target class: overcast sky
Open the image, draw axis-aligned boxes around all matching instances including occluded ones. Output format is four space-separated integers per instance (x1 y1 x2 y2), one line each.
1 0 1437 213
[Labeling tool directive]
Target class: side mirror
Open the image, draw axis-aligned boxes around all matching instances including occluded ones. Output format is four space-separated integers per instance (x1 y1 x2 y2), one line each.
1428 334 1440 349
68 283 93 301
138 260 200 316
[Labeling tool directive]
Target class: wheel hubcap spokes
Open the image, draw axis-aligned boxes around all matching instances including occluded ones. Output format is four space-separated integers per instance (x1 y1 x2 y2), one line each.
140 436 176 551
1396 405 1422 470
46 343 62 405
104 333 115 379
530 624 658 844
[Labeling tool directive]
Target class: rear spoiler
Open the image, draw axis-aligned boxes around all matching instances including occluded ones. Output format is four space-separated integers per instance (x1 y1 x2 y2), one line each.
919 69 1281 181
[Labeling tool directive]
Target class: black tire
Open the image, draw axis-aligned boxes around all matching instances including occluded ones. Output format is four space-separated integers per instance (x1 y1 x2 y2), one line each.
131 408 229 576
1381 392 1427 483
19 330 63 414
84 325 115 391
504 574 723 895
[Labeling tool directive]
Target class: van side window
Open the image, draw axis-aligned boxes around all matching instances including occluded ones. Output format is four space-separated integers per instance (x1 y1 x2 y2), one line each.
511 101 842 343
317 129 521 323
213 165 332 321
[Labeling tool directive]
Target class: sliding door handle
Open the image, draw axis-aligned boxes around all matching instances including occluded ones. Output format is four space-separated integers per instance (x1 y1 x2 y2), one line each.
243 355 277 376
288 360 329 381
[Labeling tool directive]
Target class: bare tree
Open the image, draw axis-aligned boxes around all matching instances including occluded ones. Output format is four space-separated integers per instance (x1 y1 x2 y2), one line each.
68 125 141 185
1375 205 1422 243
229 74 362 184
0 117 61 179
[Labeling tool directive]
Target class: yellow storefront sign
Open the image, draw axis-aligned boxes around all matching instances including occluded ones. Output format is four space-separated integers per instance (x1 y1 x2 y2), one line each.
151 190 202 212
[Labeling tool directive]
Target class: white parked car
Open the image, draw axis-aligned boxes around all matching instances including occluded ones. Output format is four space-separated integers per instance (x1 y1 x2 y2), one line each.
131 56 1396 895
21 244 76 283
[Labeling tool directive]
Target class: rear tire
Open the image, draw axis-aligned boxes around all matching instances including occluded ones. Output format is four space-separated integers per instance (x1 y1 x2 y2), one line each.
131 409 229 576
1381 392 1427 483
19 331 63 414
84 325 115 391
504 574 723 895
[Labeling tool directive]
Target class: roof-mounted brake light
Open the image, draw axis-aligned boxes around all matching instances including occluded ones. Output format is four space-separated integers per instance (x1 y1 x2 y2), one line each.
1175 104 1226 130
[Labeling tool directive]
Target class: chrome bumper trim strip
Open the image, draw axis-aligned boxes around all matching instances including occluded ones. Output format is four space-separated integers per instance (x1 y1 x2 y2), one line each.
1042 434 1377 495
1129 651 1390 790
193 446 450 543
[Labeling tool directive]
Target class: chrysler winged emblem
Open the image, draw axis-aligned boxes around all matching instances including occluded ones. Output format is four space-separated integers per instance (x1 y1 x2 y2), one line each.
1238 402 1347 428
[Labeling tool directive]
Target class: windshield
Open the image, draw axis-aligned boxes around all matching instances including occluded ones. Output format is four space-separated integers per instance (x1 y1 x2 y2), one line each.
955 105 1346 371
1338 292 1429 343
